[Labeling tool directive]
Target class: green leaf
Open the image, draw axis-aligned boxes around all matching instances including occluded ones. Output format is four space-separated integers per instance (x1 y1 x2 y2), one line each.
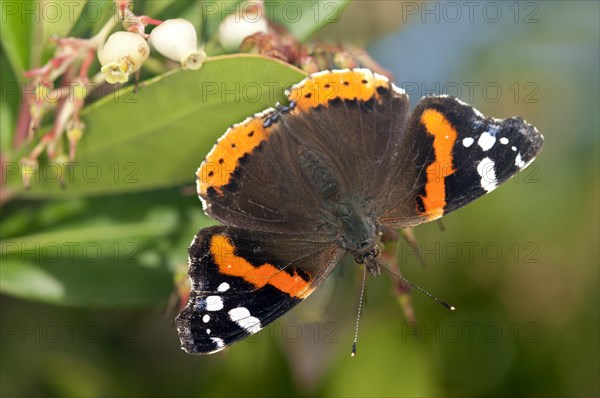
40 0 87 46
141 0 199 25
138 0 175 17
89 0 117 34
0 1 87 78
265 0 350 42
0 188 213 307
0 0 34 78
5 54 306 198
68 0 115 38
0 255 172 308
0 47 19 149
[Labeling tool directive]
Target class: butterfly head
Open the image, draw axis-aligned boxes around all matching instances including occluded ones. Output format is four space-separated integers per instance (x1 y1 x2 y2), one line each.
334 201 381 273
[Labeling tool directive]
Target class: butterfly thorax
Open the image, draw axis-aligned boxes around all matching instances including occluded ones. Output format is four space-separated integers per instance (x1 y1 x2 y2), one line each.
334 202 379 266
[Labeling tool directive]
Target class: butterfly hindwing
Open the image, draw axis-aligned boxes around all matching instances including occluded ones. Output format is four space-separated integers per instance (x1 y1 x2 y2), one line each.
379 95 544 228
176 226 344 354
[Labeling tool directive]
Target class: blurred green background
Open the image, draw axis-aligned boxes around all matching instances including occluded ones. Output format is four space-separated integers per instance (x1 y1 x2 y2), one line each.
1 1 598 397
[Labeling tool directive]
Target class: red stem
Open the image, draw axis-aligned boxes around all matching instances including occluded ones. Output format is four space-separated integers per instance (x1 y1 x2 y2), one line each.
13 89 33 148
79 49 95 78
140 16 163 26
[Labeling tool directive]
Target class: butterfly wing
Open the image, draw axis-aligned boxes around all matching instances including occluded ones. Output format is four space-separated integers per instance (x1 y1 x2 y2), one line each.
281 69 410 202
378 95 544 228
176 226 344 354
196 69 410 236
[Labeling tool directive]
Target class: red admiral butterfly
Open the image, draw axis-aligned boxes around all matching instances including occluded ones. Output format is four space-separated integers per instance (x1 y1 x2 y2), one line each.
176 69 543 354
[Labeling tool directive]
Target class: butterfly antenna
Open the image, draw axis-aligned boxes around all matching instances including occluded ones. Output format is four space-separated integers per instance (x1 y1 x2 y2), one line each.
377 260 455 311
351 266 368 357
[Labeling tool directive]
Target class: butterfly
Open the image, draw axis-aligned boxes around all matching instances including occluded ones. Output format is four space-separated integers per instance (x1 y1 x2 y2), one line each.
175 69 543 354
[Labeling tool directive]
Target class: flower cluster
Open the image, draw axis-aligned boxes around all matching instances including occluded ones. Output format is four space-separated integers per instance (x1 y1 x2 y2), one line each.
18 0 210 186
100 12 207 84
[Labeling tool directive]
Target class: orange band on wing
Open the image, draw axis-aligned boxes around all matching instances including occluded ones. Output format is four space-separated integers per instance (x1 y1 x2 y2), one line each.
287 69 391 112
419 109 458 219
197 70 396 197
197 114 272 196
209 234 312 298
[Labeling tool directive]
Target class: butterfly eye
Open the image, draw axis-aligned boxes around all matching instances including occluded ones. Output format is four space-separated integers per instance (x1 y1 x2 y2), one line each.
359 239 373 250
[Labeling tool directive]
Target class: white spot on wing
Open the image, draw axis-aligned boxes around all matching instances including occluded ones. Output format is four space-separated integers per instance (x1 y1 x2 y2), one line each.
332 68 351 74
286 76 310 95
463 137 475 147
210 337 224 349
478 132 496 151
391 83 406 95
500 137 509 145
311 70 333 78
217 282 230 292
372 72 390 82
449 96 484 118
229 307 262 334
255 107 276 119
477 157 497 192
515 153 526 168
202 314 210 323
205 295 223 311
471 105 484 118
523 158 535 170
199 195 209 213
453 96 469 106
511 146 517 152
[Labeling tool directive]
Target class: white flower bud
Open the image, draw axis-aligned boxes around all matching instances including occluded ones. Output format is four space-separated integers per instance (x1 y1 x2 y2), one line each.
99 31 149 84
180 50 207 70
218 7 268 52
148 19 206 70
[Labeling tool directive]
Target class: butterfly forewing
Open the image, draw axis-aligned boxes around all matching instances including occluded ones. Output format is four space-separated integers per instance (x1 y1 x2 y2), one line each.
378 95 544 228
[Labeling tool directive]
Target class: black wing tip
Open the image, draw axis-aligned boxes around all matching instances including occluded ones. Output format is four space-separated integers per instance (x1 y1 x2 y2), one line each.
416 96 545 147
175 303 226 355
506 116 545 154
